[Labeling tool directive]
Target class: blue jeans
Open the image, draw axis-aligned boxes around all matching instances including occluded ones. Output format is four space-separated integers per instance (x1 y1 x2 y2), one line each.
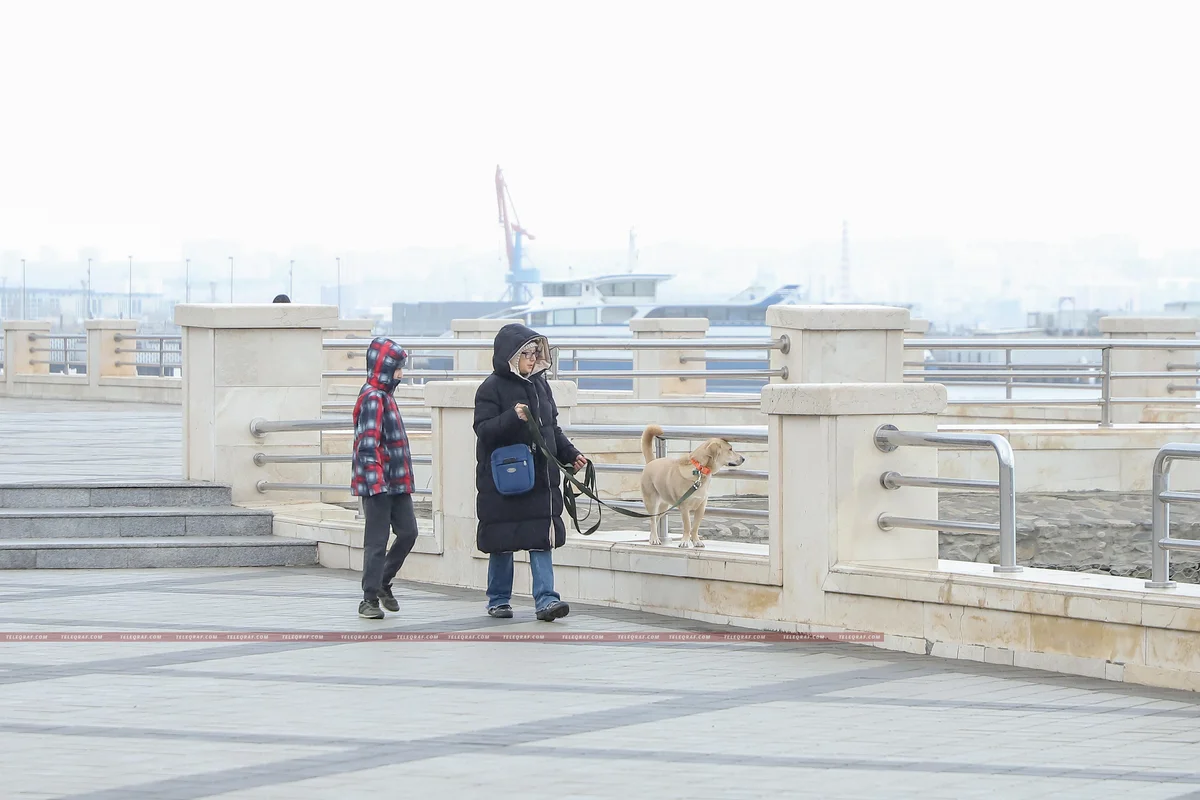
487 550 560 612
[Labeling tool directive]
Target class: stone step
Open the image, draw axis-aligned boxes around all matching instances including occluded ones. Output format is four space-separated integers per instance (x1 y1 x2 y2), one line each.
0 482 232 509
0 536 318 569
0 507 274 539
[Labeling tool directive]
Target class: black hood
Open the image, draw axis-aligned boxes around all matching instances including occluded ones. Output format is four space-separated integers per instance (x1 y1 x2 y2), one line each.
491 323 551 377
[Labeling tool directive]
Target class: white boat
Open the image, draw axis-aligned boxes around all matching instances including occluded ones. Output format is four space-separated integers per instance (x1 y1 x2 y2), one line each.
475 273 807 392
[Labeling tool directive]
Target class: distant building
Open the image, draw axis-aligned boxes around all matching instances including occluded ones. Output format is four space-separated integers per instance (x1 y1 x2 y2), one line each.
391 301 512 336
0 285 171 329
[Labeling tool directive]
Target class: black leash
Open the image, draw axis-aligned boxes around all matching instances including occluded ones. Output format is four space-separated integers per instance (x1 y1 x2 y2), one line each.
522 414 703 536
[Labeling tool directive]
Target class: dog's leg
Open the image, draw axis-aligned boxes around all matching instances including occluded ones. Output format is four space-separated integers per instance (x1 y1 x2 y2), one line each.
678 507 692 548
646 498 664 545
691 506 707 548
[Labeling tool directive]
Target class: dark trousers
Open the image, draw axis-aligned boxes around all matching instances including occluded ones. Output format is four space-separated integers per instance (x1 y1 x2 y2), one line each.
361 492 419 601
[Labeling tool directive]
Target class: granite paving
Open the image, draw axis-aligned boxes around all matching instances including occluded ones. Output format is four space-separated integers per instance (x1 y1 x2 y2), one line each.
1 567 1200 798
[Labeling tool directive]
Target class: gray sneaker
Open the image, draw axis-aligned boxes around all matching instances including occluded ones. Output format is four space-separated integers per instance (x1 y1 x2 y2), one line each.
358 599 384 619
378 586 399 613
536 601 570 622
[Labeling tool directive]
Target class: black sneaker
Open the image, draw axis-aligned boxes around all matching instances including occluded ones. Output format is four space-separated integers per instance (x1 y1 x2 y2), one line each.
378 586 399 613
487 604 514 619
358 599 384 619
536 601 570 622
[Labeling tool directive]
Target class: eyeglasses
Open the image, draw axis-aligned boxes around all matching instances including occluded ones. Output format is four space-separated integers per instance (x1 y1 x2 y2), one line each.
519 347 539 359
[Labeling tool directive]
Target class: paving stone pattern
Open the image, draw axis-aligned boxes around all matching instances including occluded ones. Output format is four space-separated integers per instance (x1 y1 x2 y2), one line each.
3 566 1200 799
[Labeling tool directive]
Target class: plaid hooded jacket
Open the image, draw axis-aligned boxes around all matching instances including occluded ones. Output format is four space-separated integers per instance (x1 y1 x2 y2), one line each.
351 337 414 497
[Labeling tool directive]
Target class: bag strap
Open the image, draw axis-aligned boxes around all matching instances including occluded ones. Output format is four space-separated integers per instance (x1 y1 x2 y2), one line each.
522 414 702 536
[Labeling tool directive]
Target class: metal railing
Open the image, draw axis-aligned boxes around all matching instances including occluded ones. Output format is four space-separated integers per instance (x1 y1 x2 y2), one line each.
114 333 183 377
26 333 87 372
323 335 790 352
1146 443 1200 588
912 337 1200 426
249 414 768 535
874 424 1021 573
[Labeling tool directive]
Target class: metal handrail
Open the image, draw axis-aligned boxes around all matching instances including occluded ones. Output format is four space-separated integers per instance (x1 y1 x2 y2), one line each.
254 453 433 465
249 417 433 435
874 424 1020 573
592 463 767 481
1146 443 1200 588
562 423 768 443
27 333 85 341
323 335 790 351
114 334 182 342
256 481 432 495
321 368 785 381
911 337 1200 349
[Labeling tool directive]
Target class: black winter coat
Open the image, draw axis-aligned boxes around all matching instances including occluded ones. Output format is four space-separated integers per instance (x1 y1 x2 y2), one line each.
473 323 582 553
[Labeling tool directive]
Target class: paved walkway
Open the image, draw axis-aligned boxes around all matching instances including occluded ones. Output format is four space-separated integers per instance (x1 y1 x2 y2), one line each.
3 567 1200 799
0 398 181 482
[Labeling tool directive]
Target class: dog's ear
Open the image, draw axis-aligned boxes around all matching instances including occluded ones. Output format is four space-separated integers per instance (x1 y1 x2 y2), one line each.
703 439 724 466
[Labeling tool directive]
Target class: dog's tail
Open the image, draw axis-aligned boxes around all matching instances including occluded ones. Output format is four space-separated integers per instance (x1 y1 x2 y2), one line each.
641 424 664 464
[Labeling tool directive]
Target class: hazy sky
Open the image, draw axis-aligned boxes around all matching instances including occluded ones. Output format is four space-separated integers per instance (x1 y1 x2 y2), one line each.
2 0 1198 263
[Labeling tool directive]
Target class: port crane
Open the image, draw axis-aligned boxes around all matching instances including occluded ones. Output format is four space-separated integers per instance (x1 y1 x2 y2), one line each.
495 165 541 304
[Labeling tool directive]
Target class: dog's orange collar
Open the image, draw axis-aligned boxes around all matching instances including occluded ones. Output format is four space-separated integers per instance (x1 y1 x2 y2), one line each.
690 459 712 476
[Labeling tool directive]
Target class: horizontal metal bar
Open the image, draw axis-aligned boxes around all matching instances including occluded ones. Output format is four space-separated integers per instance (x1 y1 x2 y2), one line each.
588 498 769 520
678 355 769 363
1156 537 1200 555
114 334 182 342
28 360 86 366
1168 362 1199 370
1168 384 1200 393
256 481 431 495
253 453 433 465
562 369 783 380
878 514 1000 535
26 333 85 341
114 361 182 368
875 427 1015 454
321 402 426 410
324 336 790 352
250 417 433 435
592 463 768 481
912 380 1099 390
1159 490 1200 504
322 370 491 379
1111 371 1200 379
909 361 1101 370
902 371 1094 381
914 338 1200 350
576 397 759 406
944 398 1102 406
1109 397 1200 405
29 346 87 353
562 423 768 443
880 472 999 491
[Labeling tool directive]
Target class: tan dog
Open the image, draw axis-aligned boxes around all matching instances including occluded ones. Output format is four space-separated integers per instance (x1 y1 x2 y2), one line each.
640 424 746 548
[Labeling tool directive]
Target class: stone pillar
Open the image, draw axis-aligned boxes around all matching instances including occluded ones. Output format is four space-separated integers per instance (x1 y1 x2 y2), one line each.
629 318 707 399
2 320 51 391
904 318 930 383
768 305 910 385
85 320 138 390
177 304 337 504
763 382 947 622
425 380 487 589
451 318 522 375
1099 316 1200 424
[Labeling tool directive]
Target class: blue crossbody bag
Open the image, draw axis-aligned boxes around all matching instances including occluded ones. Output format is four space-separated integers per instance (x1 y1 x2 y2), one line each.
490 443 537 496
